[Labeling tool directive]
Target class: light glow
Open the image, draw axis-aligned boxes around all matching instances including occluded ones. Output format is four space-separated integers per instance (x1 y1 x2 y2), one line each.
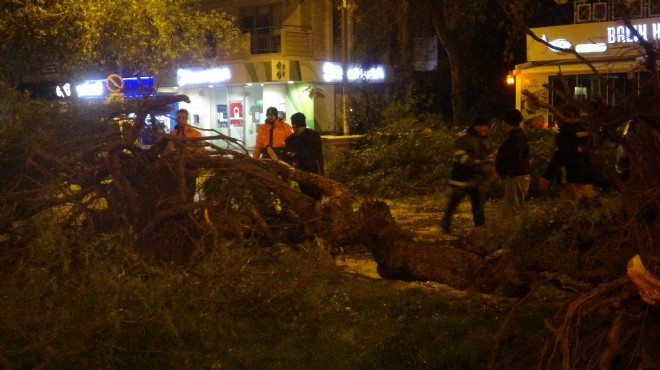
177 67 231 86
575 43 607 53
76 80 104 97
322 62 386 82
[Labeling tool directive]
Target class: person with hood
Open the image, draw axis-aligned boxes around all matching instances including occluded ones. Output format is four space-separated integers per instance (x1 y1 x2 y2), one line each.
284 112 324 200
441 116 495 234
495 109 530 211
538 104 597 204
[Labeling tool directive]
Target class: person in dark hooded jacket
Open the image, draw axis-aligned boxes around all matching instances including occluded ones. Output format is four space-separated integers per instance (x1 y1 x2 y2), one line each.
284 112 324 201
441 116 495 234
538 104 597 203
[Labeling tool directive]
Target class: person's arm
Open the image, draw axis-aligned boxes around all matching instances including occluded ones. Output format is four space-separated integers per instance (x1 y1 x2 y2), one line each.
253 125 266 159
299 131 324 173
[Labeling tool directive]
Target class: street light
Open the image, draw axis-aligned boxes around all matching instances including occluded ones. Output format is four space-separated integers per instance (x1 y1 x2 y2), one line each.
506 70 520 86
341 0 350 136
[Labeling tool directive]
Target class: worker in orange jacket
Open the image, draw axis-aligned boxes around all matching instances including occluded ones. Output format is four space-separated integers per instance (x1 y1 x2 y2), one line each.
252 106 293 159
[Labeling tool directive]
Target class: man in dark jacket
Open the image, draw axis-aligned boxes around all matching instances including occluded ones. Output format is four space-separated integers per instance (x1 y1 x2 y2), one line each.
285 112 324 201
441 116 495 234
538 104 597 203
495 109 530 211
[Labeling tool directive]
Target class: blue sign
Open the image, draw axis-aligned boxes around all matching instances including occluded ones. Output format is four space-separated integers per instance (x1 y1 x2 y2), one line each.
76 76 155 99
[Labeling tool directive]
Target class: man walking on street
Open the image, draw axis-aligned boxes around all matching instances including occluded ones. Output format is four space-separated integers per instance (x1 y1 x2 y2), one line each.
441 116 495 234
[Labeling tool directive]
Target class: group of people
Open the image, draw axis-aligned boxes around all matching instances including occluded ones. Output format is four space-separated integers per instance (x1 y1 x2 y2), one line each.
165 106 325 202
252 106 325 200
170 103 599 230
441 105 597 235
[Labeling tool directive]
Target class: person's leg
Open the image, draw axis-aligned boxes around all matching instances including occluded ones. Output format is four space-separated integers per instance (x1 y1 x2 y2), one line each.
442 187 465 233
503 177 515 209
467 187 485 227
511 175 531 209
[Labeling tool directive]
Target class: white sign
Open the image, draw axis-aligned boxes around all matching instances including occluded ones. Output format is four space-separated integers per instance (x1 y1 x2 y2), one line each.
607 22 660 44
177 67 231 86
56 83 71 98
322 62 386 83
76 80 104 98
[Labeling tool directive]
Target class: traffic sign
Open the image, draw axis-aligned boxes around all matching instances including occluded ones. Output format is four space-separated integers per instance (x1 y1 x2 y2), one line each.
105 74 124 93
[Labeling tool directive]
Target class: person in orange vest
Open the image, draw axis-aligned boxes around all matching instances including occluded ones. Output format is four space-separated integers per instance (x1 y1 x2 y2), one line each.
166 108 203 155
252 106 293 159
165 108 204 201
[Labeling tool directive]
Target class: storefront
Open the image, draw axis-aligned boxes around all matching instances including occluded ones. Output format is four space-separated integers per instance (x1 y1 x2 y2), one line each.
513 17 659 127
157 59 390 151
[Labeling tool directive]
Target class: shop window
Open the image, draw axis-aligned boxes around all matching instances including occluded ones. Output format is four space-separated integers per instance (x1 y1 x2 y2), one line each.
549 73 632 112
240 5 282 55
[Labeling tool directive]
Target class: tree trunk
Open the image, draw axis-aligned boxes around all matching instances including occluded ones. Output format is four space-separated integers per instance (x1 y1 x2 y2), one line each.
431 13 469 124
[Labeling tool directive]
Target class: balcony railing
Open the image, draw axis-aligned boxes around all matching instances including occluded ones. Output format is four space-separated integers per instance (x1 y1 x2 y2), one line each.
217 26 313 60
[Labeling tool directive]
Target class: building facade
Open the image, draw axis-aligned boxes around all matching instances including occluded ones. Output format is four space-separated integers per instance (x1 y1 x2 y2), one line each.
514 0 660 127
154 0 390 150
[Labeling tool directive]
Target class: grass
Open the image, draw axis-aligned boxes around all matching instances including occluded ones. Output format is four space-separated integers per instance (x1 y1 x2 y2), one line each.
0 224 553 370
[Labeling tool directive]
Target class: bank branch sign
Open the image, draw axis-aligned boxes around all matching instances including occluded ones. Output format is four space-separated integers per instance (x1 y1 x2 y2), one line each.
177 67 231 86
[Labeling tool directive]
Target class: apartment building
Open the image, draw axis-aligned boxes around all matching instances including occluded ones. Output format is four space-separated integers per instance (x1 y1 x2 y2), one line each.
513 0 660 127
155 0 391 149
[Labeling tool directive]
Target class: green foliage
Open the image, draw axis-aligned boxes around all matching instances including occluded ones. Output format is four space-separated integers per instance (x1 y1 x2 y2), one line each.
327 101 456 197
483 198 635 281
0 0 241 81
328 102 560 198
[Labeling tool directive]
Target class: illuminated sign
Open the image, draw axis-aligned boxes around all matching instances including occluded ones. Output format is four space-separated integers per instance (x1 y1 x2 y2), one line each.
177 67 231 86
56 83 71 98
541 34 607 54
76 76 154 98
322 62 386 83
607 22 660 44
76 80 104 98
